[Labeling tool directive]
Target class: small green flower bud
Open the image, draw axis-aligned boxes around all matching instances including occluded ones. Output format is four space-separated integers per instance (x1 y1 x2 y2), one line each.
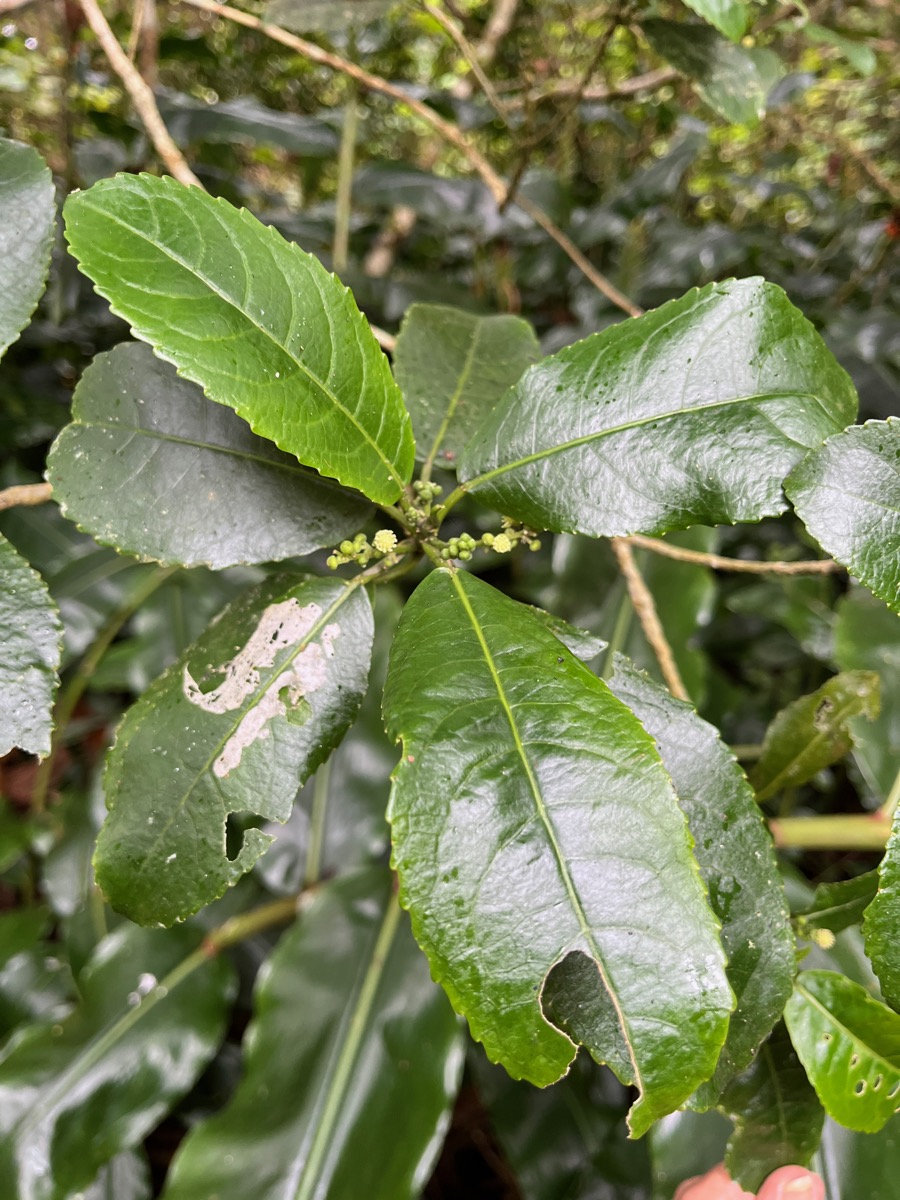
339 540 354 555
459 549 473 561
482 533 495 547
326 555 339 570
354 532 367 548
440 547 452 560
529 539 542 552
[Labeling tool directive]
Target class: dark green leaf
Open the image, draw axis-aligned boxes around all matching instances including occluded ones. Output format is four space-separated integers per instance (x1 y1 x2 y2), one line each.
473 1050 651 1200
84 1150 152 1200
94 574 373 925
458 279 856 538
156 90 340 156
393 304 539 470
528 605 606 662
0 923 234 1199
721 1021 823 1192
834 587 900 803
0 533 61 758
162 868 463 1200
787 420 900 616
863 813 900 1011
47 342 371 569
609 658 794 1107
796 872 879 936
643 20 782 125
0 138 55 358
64 174 414 505
679 0 750 41
750 671 881 803
784 970 900 1134
383 568 732 1136
818 1115 900 1200
650 1110 732 1200
0 910 73 1040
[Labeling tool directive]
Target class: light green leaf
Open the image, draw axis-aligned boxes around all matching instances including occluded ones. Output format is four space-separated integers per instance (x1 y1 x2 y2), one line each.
796 872 879 937
784 971 900 1134
162 868 463 1200
0 533 61 758
643 20 782 125
864 813 900 1012
383 569 733 1136
750 671 881 803
804 23 877 77
94 574 373 926
0 924 234 1199
609 658 794 1107
680 0 750 42
787 420 900 616
0 138 55 358
721 1021 823 1191
458 279 856 539
393 304 539 471
47 343 371 569
64 174 414 505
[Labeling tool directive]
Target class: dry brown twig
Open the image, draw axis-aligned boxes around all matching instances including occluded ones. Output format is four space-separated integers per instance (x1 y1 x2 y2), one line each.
0 482 53 513
625 534 841 576
424 3 509 120
178 0 641 318
78 0 201 188
610 537 689 702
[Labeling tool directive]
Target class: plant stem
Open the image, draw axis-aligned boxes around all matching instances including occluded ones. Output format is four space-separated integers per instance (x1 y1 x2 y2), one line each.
0 482 53 513
600 580 633 680
625 534 841 575
877 767 900 821
31 565 177 814
610 537 689 701
202 891 308 955
304 760 331 887
332 85 359 274
770 812 892 851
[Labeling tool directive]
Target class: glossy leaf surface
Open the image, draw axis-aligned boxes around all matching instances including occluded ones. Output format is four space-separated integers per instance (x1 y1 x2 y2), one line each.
94 574 373 925
679 0 750 41
0 533 61 758
0 138 55 358
64 174 414 504
721 1022 823 1192
393 303 539 470
384 568 732 1136
750 671 880 803
609 659 793 1106
796 872 879 936
784 971 900 1134
458 279 856 538
47 343 370 569
787 420 900 616
157 90 339 157
0 924 234 1200
863 812 900 1011
163 868 463 1200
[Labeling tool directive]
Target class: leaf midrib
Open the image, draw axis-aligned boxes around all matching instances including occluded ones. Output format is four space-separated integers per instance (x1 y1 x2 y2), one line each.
76 195 406 494
463 389 823 491
449 570 642 1090
423 319 483 467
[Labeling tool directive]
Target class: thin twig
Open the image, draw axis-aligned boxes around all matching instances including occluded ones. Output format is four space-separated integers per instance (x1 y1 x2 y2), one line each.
833 130 900 206
770 813 891 852
476 0 518 65
610 537 689 701
425 2 509 120
625 534 841 576
0 482 53 513
512 66 678 107
178 0 640 318
78 0 202 188
369 324 397 352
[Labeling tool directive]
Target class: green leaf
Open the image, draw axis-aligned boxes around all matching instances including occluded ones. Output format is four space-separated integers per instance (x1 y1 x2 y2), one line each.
0 909 73 1040
0 923 234 1199
804 23 877 77
383 569 733 1136
643 20 782 125
94 574 373 925
47 342 371 569
84 1150 152 1200
750 671 881 803
458 279 856 539
834 588 900 802
156 90 340 157
0 532 62 758
787 420 900 616
680 0 750 42
650 1109 732 1200
609 658 794 1106
818 1115 900 1200
796 872 879 936
863 812 900 1012
721 1022 824 1192
0 138 55 359
784 970 900 1134
393 304 539 471
162 868 463 1200
63 174 414 505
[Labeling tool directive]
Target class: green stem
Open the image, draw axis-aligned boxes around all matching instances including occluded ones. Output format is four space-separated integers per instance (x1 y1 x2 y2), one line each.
203 891 307 954
434 481 469 523
600 580 633 680
332 85 359 274
877 767 900 821
32 565 178 814
770 813 892 851
304 759 331 887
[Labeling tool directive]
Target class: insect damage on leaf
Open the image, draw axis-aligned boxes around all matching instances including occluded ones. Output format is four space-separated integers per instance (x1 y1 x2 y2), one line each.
183 599 341 777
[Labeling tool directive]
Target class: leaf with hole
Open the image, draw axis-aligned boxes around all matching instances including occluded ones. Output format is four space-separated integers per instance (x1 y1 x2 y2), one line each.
750 671 881 803
94 574 373 926
784 970 900 1134
393 304 539 471
383 569 733 1136
47 343 371 569
64 174 414 505
0 138 55 359
787 420 900 617
458 279 856 538
161 868 463 1200
609 658 794 1107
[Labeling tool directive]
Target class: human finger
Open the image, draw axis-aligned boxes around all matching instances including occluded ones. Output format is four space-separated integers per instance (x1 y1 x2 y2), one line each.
756 1165 825 1200
674 1163 755 1199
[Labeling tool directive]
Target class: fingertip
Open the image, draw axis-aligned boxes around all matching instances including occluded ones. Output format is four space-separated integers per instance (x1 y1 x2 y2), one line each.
757 1165 825 1200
